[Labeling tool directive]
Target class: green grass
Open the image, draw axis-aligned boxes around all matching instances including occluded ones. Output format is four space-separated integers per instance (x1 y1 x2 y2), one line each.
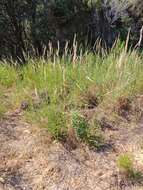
71 111 104 149
117 153 143 183
117 154 134 173
0 87 11 119
0 43 143 146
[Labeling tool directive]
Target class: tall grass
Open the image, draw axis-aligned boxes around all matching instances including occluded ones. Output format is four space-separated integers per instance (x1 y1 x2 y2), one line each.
0 42 143 145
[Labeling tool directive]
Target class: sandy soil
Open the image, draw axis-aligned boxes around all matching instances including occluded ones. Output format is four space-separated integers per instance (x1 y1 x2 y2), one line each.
0 111 143 190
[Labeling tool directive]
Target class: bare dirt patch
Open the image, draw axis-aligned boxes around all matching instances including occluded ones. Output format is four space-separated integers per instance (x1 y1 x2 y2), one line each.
0 111 143 190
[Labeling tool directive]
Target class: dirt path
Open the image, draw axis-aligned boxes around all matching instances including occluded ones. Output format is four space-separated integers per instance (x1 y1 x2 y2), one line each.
0 112 143 190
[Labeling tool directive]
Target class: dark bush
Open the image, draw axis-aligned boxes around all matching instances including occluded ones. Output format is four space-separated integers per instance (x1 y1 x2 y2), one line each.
0 0 142 62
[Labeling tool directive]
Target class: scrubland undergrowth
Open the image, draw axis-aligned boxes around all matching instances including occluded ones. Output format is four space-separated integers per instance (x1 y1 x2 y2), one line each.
0 42 143 149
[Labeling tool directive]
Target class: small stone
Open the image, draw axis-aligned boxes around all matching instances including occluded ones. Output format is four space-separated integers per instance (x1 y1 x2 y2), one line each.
20 100 29 110
0 177 5 183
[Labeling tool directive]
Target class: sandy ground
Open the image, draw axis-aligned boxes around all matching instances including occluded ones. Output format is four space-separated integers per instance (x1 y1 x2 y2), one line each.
0 111 143 190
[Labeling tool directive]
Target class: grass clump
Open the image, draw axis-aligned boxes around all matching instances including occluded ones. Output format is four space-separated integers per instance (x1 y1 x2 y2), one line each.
72 112 88 139
46 106 67 140
25 105 67 141
71 111 104 149
117 154 134 174
117 153 143 183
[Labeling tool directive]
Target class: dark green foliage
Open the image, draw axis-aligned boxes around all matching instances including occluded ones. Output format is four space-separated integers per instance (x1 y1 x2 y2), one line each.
0 0 116 62
0 0 142 62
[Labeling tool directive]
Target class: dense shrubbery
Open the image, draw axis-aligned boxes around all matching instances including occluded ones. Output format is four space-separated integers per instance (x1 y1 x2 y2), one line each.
0 0 142 61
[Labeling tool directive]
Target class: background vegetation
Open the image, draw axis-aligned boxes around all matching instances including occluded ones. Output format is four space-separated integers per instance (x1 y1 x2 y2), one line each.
0 0 143 62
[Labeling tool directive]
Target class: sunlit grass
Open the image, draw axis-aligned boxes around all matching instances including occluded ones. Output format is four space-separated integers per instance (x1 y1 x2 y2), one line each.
0 43 143 145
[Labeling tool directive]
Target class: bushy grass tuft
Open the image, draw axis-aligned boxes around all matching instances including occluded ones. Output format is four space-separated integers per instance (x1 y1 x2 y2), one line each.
117 153 143 183
118 154 134 173
71 111 104 149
